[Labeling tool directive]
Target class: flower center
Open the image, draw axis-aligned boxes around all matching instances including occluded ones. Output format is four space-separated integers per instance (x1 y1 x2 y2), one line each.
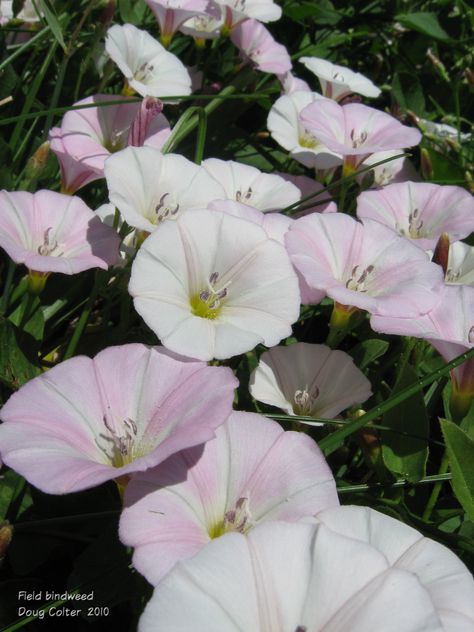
105 127 128 153
37 227 62 257
397 207 425 239
293 385 319 416
97 412 139 468
235 186 253 203
208 496 253 539
134 61 155 83
190 272 229 320
345 264 375 293
350 128 368 148
299 128 320 149
445 267 460 283
232 0 246 9
153 192 180 224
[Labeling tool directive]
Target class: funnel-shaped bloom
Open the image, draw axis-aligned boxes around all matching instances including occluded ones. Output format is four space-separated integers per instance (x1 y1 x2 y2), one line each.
357 182 474 251
230 19 291 74
0 190 119 275
145 0 209 45
300 56 381 100
129 209 300 360
180 9 223 39
372 284 474 401
202 158 300 211
105 24 192 97
138 506 474 631
446 241 474 286
268 91 342 168
105 146 225 232
286 213 444 318
249 342 371 417
120 411 338 585
49 95 170 194
300 100 421 173
0 345 237 494
214 0 281 31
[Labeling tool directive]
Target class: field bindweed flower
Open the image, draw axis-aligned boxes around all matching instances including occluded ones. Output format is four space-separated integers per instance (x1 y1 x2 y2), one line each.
446 241 474 286
0 190 119 291
129 209 300 360
105 146 225 232
300 100 422 175
230 19 291 74
202 158 300 211
357 182 474 250
105 24 192 97
249 342 372 418
138 506 474 631
299 56 381 100
372 284 474 419
214 0 282 33
0 345 237 494
145 0 210 46
49 95 170 194
120 411 339 585
286 213 444 318
267 91 342 168
0 0 41 23
180 8 223 40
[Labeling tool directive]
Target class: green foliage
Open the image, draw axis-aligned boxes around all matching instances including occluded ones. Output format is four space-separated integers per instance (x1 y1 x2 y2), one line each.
441 419 474 521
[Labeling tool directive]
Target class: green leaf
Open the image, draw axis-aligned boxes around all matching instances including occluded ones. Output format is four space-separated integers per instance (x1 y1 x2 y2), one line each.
382 364 428 482
349 339 389 370
392 72 425 116
440 418 474 521
0 316 41 390
285 0 342 24
37 0 67 52
118 0 148 24
396 12 451 41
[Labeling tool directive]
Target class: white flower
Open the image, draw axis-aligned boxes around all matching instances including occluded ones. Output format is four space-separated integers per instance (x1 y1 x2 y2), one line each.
214 0 282 31
104 146 225 232
138 506 474 631
105 24 192 97
129 209 300 360
249 342 372 418
267 91 342 168
202 158 300 211
300 56 381 100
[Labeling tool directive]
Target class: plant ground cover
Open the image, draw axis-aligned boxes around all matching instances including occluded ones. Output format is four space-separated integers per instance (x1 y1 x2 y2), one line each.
0 0 473 630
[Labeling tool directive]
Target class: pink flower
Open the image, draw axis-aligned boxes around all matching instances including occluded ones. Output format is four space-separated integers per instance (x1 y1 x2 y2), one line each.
357 182 474 251
49 95 170 194
300 100 422 174
120 411 339 585
145 0 210 46
0 345 237 494
277 71 311 95
0 190 119 275
249 342 372 418
372 285 474 413
230 19 291 74
285 212 444 318
138 506 474 631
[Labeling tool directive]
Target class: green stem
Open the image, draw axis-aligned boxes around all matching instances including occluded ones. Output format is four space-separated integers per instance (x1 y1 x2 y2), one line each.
422 452 450 521
0 260 16 314
63 272 103 360
338 472 452 495
0 25 51 73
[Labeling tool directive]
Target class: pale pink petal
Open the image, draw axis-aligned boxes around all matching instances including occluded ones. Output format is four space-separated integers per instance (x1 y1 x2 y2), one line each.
231 19 291 74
